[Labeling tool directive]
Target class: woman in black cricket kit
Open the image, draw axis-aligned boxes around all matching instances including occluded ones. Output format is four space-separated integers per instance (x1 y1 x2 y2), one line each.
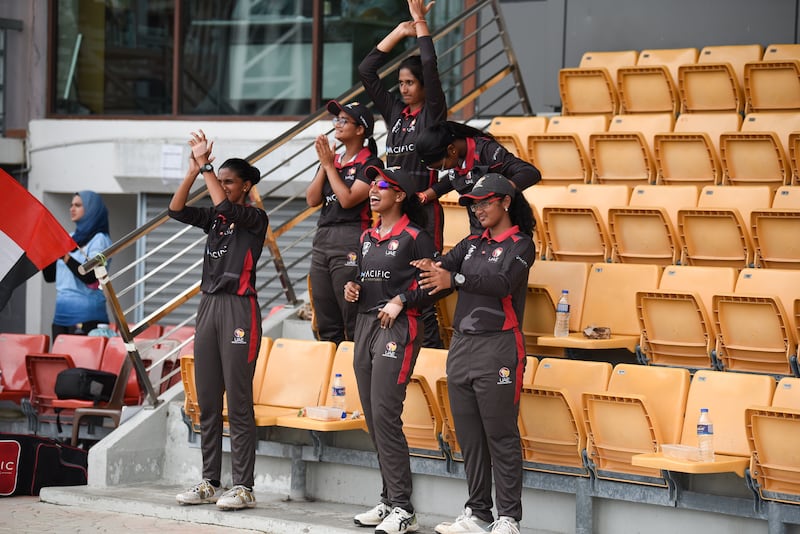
307 99 383 345
412 174 536 534
170 130 268 512
345 165 448 534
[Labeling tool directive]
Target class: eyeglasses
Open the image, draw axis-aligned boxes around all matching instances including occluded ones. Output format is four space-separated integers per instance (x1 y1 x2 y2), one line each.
332 117 355 127
371 179 400 191
468 196 501 213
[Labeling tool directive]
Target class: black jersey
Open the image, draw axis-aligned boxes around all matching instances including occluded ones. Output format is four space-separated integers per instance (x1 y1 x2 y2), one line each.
358 36 447 194
356 214 444 315
439 225 535 334
317 147 381 229
169 199 268 296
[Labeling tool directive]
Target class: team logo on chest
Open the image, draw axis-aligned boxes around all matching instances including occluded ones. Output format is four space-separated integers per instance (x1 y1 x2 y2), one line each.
488 246 504 263
497 366 512 385
232 328 247 344
464 244 477 262
385 239 400 256
383 341 398 359
345 252 358 267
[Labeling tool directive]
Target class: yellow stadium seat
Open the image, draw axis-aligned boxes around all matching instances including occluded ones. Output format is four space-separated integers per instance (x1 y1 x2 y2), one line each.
790 132 800 186
589 112 675 186
440 190 469 253
751 186 800 269
523 185 570 259
744 44 800 113
253 338 335 426
583 364 690 485
542 184 631 262
608 184 699 264
559 50 638 117
519 358 611 475
487 116 548 160
617 47 699 114
537 262 661 352
677 185 771 268
637 265 738 369
403 347 448 459
527 115 609 185
712 268 800 375
678 44 763 114
654 112 742 187
633 370 775 476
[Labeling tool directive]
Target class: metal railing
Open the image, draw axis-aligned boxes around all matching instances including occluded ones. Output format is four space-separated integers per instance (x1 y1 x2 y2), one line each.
80 0 532 407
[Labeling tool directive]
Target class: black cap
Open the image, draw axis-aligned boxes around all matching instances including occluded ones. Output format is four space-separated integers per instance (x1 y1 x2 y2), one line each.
365 165 419 196
327 100 374 138
459 173 516 206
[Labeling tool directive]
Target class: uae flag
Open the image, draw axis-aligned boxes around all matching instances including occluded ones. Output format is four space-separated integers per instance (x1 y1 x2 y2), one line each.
0 170 77 311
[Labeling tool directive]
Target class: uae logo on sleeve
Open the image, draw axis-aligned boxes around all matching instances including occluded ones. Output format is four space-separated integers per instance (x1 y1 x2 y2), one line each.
382 341 398 359
497 367 512 385
232 328 247 344
345 252 358 267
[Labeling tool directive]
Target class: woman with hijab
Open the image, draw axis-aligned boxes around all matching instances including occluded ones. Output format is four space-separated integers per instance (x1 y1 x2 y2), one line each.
43 191 112 340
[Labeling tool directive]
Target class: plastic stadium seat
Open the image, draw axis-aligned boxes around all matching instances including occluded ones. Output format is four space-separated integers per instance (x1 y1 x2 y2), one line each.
583 364 690 485
522 185 569 259
608 184 699 264
541 184 631 262
49 334 107 369
537 263 661 352
617 47 699 114
654 112 742 187
252 338 335 426
523 260 590 356
744 44 800 113
487 116 548 160
403 347 448 459
24 353 75 429
751 186 800 269
559 50 638 117
589 113 675 186
632 370 775 477
179 354 201 433
677 185 771 268
440 190 469 253
790 132 800 186
678 44 763 113
518 358 612 475
719 112 800 192
637 265 738 369
527 115 609 185
0 333 49 404
712 269 800 376
275 341 366 432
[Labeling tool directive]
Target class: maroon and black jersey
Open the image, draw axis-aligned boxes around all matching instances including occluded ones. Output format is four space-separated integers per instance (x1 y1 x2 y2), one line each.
438 225 535 334
317 147 382 229
356 214 444 315
169 199 268 296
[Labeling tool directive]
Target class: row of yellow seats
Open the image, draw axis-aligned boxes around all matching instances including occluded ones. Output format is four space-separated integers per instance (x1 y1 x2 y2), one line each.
488 111 800 191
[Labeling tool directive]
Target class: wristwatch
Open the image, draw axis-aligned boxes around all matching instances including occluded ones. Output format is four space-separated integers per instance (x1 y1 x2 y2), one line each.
453 273 465 288
199 163 214 174
398 293 408 305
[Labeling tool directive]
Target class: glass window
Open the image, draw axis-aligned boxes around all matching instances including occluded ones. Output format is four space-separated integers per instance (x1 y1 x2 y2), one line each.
54 0 174 115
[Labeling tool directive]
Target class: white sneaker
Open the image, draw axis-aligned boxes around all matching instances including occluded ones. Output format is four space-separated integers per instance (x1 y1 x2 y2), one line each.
375 506 420 534
176 479 225 505
354 502 392 527
216 485 256 510
435 507 491 533
489 516 520 534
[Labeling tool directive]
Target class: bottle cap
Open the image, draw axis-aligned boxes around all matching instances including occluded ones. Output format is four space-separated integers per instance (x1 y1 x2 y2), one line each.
700 408 708 412
335 373 342 377
562 289 569 294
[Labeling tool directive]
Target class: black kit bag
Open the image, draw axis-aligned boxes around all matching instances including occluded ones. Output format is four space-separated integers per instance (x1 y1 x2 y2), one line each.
0 433 88 496
54 367 116 403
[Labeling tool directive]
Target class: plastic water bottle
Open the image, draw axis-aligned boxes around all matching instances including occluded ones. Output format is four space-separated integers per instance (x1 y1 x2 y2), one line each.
331 373 347 418
88 323 116 337
697 408 714 462
554 290 570 337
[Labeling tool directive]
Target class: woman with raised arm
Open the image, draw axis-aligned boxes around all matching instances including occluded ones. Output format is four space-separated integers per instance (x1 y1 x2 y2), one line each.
170 131 268 512
412 174 536 534
358 0 447 348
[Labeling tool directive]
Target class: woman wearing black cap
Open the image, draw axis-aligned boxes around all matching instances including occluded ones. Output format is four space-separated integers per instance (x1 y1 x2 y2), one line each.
412 174 535 534
344 166 447 534
307 100 383 344
170 130 269 511
415 120 541 235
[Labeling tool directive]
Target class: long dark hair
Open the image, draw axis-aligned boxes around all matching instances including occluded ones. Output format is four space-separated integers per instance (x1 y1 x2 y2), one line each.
220 158 261 185
398 55 424 86
415 120 494 164
508 192 535 238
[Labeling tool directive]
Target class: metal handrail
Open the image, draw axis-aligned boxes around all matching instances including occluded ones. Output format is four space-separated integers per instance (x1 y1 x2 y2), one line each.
79 0 532 406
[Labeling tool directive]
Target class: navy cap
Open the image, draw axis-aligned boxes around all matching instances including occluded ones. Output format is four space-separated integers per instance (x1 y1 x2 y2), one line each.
365 165 419 196
459 173 516 206
327 100 374 138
